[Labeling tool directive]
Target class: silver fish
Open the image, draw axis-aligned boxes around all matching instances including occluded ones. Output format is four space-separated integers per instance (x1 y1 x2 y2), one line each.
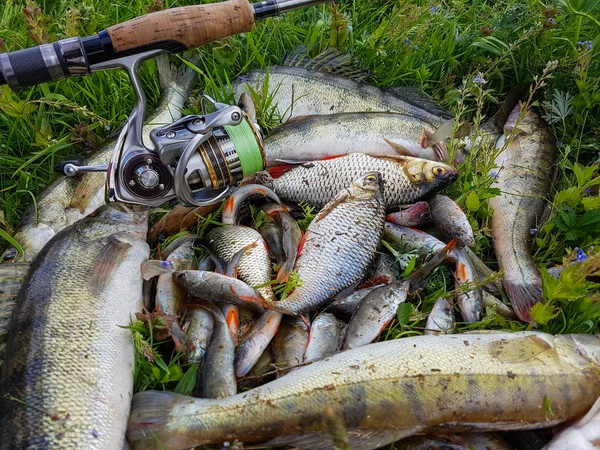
303 313 346 364
455 247 483 322
429 194 475 247
235 310 283 377
273 316 309 375
424 297 456 335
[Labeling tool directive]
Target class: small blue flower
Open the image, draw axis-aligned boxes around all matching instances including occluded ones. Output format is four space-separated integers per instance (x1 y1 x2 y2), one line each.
161 261 174 268
429 5 438 13
546 18 557 25
576 248 588 262
92 429 99 439
530 227 538 235
404 38 411 44
413 45 419 49
238 75 249 83
556 141 563 147
577 40 593 50
585 188 592 194
490 170 498 179
473 72 486 85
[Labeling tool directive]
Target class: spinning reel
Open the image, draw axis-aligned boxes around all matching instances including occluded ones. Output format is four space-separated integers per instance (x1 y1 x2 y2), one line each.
59 50 265 208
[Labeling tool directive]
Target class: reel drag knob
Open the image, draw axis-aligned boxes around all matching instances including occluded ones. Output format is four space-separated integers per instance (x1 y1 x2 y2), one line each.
133 160 161 190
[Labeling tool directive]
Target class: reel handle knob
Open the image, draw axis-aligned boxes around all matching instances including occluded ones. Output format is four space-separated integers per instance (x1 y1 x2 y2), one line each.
58 155 108 177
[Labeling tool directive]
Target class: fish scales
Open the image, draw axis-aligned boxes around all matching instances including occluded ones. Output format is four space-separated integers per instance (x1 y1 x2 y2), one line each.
208 225 276 303
267 153 456 210
234 66 451 126
489 107 557 322
0 205 149 449
268 172 386 315
127 332 600 450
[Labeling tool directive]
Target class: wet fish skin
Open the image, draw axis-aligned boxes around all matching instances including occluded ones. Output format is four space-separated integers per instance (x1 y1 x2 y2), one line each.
385 202 431 227
0 262 30 368
263 172 386 315
182 305 214 365
237 344 274 391
326 285 386 319
275 210 303 283
173 270 262 310
455 247 483 323
263 112 448 165
3 56 196 263
543 396 600 450
383 222 458 261
366 253 400 281
489 106 557 322
197 303 236 399
127 331 600 450
258 220 285 266
1 204 149 450
261 153 458 210
303 313 346 364
342 281 409 350
235 310 282 377
156 240 198 316
429 194 475 247
273 316 310 375
207 225 276 304
424 297 456 335
234 63 452 126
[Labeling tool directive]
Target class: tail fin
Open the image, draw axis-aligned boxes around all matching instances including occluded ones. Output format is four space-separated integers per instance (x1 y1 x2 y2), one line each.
504 279 542 322
156 53 200 92
276 259 294 283
127 391 195 450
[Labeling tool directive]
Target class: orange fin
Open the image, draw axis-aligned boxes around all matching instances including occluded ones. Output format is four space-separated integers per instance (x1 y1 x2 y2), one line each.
296 232 308 258
268 164 295 179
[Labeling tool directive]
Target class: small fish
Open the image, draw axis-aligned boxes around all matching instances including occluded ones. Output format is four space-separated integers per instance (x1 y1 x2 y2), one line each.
383 222 458 261
156 240 198 317
173 271 262 311
342 281 409 351
258 220 285 266
366 253 400 281
260 172 386 315
182 305 215 366
257 153 457 211
454 248 483 322
237 345 275 391
273 316 310 375
208 225 277 304
221 184 283 225
127 332 600 450
482 291 517 320
197 303 236 399
235 310 283 377
429 194 475 247
326 285 387 319
303 313 346 364
274 210 303 283
148 204 221 244
385 202 431 227
489 105 557 322
424 297 456 335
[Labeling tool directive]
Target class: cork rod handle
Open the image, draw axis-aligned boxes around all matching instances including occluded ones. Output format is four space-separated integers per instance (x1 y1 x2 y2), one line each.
106 0 255 53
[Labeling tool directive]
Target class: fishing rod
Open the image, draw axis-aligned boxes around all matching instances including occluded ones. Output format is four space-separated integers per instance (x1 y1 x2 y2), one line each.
0 0 328 208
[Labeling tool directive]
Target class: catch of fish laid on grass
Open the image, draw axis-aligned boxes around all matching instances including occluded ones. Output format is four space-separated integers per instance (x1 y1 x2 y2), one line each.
1 44 593 450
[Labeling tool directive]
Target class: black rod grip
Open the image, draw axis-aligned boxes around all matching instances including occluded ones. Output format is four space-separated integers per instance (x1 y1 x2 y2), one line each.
0 46 53 89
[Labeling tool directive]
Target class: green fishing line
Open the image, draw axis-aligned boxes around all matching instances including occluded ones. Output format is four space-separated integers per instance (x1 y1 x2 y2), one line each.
224 119 264 177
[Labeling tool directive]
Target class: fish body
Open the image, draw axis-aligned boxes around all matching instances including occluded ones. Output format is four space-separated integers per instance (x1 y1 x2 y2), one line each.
385 202 431 227
482 291 517 320
173 271 262 308
235 310 283 377
261 153 457 210
303 313 346 364
327 285 386 319
156 240 197 316
367 253 400 281
258 220 285 265
182 305 214 365
273 316 309 374
342 281 409 350
208 225 276 303
233 48 452 127
429 194 475 247
0 204 149 449
274 210 302 283
0 262 30 363
425 297 456 335
3 56 196 262
198 303 236 399
455 248 483 323
265 172 386 315
127 332 600 450
489 106 557 322
383 223 457 260
263 112 447 165
221 184 283 225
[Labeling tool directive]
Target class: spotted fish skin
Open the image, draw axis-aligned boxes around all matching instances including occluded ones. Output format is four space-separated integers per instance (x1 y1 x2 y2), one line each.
264 172 386 315
207 226 276 303
127 332 600 450
262 153 457 210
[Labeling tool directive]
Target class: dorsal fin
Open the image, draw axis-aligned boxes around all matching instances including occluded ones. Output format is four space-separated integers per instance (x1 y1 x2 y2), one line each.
281 45 370 82
384 86 453 120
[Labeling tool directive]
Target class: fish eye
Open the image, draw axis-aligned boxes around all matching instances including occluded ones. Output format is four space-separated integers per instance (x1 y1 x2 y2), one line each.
433 167 446 176
365 174 378 183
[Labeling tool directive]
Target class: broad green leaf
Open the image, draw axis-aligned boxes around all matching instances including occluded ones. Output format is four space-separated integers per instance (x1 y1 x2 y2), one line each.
577 210 600 227
466 190 480 211
397 303 412 326
530 301 561 325
581 196 600 210
572 163 597 189
554 187 581 207
174 364 199 395
402 255 417 278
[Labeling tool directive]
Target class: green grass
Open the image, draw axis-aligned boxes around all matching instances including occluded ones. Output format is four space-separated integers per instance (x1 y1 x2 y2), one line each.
0 0 599 345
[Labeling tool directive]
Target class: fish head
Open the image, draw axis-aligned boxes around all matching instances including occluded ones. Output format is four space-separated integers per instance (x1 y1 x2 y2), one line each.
559 334 600 368
403 158 458 189
350 171 384 200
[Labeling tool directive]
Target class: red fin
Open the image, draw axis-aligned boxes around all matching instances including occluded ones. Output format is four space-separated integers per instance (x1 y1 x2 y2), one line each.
504 280 542 323
268 165 295 179
318 155 346 161
223 196 235 215
225 307 239 344
297 232 308 257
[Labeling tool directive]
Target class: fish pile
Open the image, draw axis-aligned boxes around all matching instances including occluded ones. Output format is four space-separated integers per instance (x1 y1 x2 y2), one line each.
0 46 596 450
